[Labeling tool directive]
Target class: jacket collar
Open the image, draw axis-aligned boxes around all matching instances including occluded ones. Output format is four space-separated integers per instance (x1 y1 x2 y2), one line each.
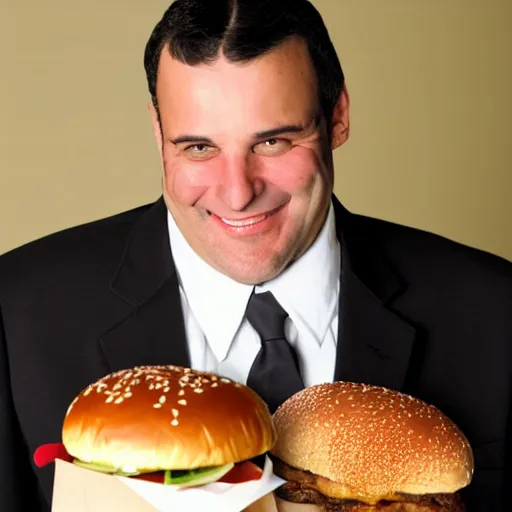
332 196 416 391
110 197 175 306
100 197 190 372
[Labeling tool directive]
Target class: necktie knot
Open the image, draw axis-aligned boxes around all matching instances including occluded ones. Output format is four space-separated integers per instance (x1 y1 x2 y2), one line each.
246 291 288 341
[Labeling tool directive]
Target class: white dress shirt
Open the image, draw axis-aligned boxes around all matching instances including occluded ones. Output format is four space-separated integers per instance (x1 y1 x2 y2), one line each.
167 204 340 387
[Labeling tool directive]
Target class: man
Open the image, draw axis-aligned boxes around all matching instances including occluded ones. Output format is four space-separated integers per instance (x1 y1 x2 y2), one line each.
1 0 510 510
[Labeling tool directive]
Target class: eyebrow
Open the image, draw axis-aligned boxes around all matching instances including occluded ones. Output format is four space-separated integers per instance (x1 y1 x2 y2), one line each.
169 135 215 145
254 124 307 139
255 113 322 140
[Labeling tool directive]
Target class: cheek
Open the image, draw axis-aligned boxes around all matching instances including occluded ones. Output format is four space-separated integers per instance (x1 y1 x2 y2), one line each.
261 147 327 194
163 158 221 207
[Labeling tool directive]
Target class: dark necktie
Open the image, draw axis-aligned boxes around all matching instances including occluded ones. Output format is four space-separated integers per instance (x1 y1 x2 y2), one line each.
246 291 305 413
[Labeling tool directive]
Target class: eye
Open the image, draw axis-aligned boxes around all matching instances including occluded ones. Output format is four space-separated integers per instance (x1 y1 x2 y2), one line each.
183 144 218 161
252 138 292 156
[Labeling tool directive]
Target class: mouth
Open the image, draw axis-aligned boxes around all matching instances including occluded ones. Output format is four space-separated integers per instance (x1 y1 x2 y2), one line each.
209 203 286 228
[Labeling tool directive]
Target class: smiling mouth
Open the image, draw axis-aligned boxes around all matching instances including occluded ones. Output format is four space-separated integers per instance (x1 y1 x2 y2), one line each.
211 204 285 227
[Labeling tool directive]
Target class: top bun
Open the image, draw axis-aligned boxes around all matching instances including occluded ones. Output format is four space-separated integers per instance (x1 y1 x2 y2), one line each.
62 365 276 473
271 382 474 502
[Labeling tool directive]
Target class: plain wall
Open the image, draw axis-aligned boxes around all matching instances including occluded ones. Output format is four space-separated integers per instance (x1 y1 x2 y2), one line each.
1 0 511 261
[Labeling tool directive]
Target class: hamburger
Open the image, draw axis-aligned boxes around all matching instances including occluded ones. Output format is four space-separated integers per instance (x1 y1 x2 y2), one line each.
270 382 474 511
60 365 275 486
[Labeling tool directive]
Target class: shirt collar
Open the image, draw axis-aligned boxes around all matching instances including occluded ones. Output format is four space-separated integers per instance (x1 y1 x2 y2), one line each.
256 204 340 345
167 203 340 362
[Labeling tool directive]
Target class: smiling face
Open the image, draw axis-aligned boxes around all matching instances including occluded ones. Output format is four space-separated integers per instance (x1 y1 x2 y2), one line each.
151 37 349 284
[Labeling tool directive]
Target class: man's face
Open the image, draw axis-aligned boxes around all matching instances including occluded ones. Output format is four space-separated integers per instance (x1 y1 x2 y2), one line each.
152 37 348 284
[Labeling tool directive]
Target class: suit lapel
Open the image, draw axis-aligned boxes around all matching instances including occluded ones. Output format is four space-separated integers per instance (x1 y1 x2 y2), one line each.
100 197 190 372
332 198 416 391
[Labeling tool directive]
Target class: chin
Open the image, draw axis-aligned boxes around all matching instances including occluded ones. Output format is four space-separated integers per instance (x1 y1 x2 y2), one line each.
218 264 281 286
210 248 289 285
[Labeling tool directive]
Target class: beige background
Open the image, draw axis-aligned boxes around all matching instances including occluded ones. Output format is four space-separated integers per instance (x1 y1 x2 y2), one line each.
1 0 511 261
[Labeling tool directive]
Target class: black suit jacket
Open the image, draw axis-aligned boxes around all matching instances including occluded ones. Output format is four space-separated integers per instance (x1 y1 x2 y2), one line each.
1 196 511 511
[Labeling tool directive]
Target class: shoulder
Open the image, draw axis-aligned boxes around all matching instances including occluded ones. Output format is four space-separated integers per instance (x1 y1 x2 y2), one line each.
350 212 512 304
0 201 156 300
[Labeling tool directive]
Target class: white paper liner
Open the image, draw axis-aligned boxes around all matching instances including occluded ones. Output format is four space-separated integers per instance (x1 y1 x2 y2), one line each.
116 455 285 512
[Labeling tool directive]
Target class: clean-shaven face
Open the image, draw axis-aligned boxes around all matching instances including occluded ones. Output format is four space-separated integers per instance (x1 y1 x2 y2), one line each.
152 37 346 284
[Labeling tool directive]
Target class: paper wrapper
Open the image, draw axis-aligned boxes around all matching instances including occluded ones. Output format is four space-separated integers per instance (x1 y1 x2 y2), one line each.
52 455 285 512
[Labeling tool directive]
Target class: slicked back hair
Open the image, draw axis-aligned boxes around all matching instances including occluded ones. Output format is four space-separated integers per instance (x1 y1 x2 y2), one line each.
143 0 344 123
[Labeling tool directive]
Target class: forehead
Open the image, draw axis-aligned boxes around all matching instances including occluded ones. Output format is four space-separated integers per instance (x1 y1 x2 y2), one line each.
155 37 320 132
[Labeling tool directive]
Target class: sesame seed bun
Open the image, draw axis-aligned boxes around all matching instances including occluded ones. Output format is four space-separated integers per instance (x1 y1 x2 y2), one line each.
62 366 276 473
271 382 474 506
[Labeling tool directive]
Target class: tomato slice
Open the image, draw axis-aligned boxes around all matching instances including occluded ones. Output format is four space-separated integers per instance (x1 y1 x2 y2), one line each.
134 472 165 483
219 461 262 483
33 443 73 468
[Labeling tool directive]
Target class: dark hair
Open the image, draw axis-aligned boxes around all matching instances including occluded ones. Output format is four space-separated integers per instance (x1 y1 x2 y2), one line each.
143 0 344 123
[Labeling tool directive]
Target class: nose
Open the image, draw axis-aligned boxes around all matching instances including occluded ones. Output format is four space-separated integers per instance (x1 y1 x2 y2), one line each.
220 156 263 212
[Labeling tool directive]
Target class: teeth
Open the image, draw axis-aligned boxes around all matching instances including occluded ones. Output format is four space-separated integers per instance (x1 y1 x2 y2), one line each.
221 214 267 227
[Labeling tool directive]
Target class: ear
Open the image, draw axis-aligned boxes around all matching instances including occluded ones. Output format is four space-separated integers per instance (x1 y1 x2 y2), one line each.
330 85 350 150
148 101 163 159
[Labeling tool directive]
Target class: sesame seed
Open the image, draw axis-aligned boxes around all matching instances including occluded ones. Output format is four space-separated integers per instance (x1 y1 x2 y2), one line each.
114 397 124 404
178 390 185 396
178 399 187 406
153 403 162 409
159 396 166 404
172 409 179 417
193 388 204 394
171 419 179 426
